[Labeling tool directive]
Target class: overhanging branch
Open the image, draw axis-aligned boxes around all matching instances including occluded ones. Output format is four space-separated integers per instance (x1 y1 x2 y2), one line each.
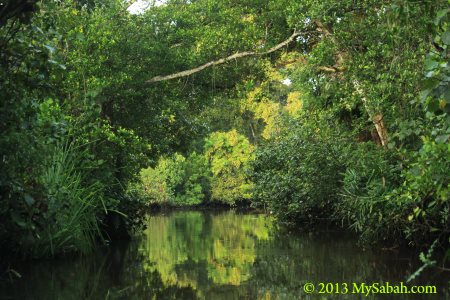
147 30 304 83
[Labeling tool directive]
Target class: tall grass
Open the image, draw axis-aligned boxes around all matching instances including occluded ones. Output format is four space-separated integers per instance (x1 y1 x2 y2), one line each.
34 141 106 257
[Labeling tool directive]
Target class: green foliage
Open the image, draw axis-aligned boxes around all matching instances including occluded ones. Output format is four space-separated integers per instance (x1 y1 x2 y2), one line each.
252 115 349 225
407 239 438 283
131 163 172 205
132 130 254 206
394 8 450 245
249 0 449 248
174 152 211 205
34 141 105 257
129 156 180 205
204 130 255 205
397 136 450 243
0 6 58 254
1 0 449 259
132 152 211 206
336 144 406 243
0 1 38 26
421 8 450 116
0 0 152 256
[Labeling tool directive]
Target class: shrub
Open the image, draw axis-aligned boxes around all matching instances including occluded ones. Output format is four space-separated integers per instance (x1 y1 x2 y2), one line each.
132 152 211 206
335 143 406 243
34 141 106 257
204 130 255 205
252 115 349 225
173 152 211 206
131 130 254 207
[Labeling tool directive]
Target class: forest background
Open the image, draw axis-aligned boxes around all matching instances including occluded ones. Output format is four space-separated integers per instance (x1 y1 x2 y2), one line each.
0 0 449 272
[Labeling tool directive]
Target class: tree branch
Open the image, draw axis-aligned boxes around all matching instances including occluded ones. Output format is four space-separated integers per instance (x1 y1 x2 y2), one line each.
317 66 338 73
147 30 304 83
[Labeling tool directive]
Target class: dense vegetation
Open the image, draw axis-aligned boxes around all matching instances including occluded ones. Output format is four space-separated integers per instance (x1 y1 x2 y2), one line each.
0 0 449 268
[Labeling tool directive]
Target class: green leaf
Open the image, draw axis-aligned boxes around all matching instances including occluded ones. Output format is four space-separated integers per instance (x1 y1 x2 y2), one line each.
11 212 27 228
424 56 439 70
410 166 421 176
435 9 450 25
413 207 421 217
419 89 430 102
425 71 435 78
48 59 67 70
427 99 440 113
76 33 85 41
435 134 449 143
24 194 35 206
8 269 22 278
44 44 56 54
442 31 450 45
422 77 439 90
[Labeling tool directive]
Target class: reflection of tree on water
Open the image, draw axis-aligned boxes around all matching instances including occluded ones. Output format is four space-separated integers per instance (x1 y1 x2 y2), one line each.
0 240 197 299
247 232 447 300
1 211 448 300
139 211 273 298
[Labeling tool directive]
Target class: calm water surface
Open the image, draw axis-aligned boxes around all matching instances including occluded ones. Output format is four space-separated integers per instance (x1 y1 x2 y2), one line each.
1 210 449 299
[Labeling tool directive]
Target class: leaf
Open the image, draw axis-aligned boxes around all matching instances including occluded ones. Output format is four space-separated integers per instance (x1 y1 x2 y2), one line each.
48 60 67 70
11 212 27 228
435 134 449 143
410 166 421 176
442 31 450 45
435 9 450 25
24 194 35 206
414 207 421 217
76 33 85 41
425 71 435 78
419 252 426 262
422 77 439 90
419 89 431 103
8 269 22 278
424 56 438 71
427 201 436 208
427 99 441 113
44 44 56 54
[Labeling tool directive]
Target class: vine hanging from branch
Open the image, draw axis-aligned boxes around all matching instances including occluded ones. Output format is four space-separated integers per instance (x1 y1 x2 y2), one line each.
147 30 305 83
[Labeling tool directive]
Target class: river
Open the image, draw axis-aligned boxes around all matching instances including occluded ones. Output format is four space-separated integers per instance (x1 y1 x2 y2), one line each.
0 210 448 299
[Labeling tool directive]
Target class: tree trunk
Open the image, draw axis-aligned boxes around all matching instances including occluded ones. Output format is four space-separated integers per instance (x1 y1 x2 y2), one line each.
353 80 388 147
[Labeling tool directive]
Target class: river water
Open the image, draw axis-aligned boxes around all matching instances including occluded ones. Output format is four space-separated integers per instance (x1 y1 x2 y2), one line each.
0 210 448 299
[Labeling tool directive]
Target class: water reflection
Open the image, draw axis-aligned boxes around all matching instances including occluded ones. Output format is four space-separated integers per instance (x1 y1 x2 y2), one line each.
0 210 448 299
140 211 272 289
